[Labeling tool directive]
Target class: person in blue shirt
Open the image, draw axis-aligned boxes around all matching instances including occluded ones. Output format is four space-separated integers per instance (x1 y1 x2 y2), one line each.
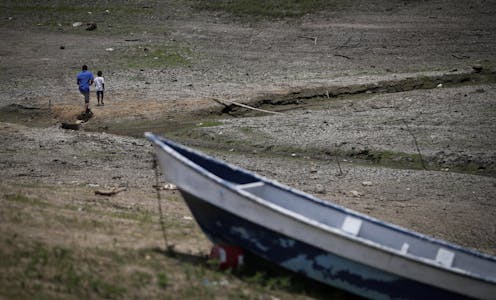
76 65 94 112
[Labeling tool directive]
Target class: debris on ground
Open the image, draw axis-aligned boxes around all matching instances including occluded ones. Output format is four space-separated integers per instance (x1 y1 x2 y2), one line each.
95 186 127 196
153 183 178 190
77 109 93 122
61 120 82 130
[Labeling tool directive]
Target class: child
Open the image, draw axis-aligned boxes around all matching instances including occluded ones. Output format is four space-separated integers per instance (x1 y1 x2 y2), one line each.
94 71 105 106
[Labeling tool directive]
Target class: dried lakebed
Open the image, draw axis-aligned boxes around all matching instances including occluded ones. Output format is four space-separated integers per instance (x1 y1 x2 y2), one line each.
2 74 495 259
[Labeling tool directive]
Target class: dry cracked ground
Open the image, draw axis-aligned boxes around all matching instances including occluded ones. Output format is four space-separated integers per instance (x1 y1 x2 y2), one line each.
0 0 495 299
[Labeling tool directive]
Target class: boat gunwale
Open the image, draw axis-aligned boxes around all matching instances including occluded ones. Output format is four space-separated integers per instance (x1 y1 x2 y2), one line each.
145 133 496 285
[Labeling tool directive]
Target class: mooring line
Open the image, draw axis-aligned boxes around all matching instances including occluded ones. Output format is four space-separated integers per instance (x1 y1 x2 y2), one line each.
153 155 170 252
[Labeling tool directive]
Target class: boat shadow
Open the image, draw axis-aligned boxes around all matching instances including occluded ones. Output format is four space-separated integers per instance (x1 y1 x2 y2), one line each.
151 247 363 300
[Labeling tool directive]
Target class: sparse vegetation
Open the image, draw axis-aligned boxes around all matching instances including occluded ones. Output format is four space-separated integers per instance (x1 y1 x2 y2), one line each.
192 0 342 18
0 182 348 299
117 44 194 69
0 0 168 34
195 121 223 128
0 241 127 299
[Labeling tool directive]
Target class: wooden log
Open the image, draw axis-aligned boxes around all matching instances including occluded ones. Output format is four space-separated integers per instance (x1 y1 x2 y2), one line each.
211 98 285 115
95 187 127 196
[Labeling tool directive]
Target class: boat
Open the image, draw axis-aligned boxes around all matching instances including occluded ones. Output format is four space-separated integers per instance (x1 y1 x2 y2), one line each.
145 133 496 300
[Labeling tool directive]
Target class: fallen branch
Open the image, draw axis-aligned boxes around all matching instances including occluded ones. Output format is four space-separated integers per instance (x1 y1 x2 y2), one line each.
452 54 470 60
95 187 127 196
211 98 285 115
334 54 352 60
298 35 318 45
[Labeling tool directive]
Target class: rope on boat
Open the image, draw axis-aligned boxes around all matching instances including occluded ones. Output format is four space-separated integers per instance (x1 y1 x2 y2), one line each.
153 155 170 252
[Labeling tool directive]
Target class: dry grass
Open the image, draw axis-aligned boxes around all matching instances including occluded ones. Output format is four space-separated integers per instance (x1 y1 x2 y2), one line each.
0 182 346 299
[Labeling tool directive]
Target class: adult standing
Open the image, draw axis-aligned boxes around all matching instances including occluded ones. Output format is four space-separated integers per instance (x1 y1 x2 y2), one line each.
76 65 94 112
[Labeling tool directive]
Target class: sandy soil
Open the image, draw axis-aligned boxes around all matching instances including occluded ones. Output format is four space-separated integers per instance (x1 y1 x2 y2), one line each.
0 0 495 298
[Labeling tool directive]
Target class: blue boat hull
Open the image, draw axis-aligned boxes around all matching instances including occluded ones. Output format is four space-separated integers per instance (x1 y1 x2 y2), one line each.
181 191 470 300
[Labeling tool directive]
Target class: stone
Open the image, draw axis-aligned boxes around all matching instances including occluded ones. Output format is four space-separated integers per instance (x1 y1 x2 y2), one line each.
349 190 362 197
86 23 97 31
315 184 326 194
472 64 483 73
61 122 80 130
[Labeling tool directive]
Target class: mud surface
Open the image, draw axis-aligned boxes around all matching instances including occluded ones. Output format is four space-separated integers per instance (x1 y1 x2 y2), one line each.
1 1 496 299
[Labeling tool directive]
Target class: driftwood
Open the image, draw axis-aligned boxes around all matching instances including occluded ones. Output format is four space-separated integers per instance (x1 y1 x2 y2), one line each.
452 54 470 60
211 98 285 115
298 35 318 45
334 54 352 60
95 187 127 196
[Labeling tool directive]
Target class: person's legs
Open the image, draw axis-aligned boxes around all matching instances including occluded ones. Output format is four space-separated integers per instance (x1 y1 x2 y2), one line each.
84 91 90 112
97 91 103 105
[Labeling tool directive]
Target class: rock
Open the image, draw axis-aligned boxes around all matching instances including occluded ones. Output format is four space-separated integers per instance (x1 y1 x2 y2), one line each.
472 64 483 73
61 122 80 130
349 190 362 197
72 22 83 27
315 184 326 194
163 183 177 190
362 181 373 186
86 23 97 31
105 47 114 52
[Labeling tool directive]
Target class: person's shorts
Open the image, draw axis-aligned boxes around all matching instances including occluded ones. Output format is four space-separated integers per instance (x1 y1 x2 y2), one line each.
79 89 90 103
97 91 104 97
